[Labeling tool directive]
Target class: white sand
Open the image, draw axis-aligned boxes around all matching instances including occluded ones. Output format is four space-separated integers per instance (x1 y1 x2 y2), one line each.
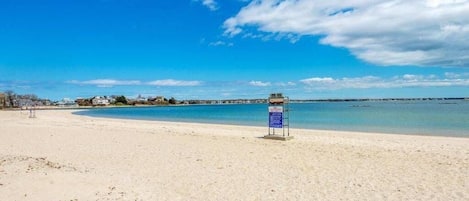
0 109 468 200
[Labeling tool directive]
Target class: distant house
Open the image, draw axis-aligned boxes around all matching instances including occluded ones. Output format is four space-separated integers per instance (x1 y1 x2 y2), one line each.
57 98 78 107
92 96 110 106
147 96 165 103
0 93 5 109
18 99 34 108
155 96 165 103
135 94 147 102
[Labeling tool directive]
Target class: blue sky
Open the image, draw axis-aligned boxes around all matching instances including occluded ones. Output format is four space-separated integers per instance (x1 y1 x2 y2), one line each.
1 0 468 100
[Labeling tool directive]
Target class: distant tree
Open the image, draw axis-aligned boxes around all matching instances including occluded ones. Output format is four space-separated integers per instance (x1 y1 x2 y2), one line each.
22 94 38 101
75 98 92 106
115 95 128 105
4 90 16 108
169 97 177 104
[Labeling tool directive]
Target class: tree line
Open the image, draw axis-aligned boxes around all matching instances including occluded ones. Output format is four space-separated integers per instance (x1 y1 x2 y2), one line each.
74 95 178 106
1 90 50 108
0 90 179 108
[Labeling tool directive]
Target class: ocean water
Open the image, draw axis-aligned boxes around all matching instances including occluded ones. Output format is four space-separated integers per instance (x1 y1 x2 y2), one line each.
74 100 469 137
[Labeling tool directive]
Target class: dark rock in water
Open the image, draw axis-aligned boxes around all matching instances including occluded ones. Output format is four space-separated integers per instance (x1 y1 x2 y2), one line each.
350 105 371 108
438 102 457 104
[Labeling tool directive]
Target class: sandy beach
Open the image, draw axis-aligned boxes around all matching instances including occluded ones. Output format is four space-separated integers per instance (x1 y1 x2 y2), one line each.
0 109 468 200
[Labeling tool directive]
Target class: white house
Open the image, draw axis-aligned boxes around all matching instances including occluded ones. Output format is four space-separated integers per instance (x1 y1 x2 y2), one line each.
57 98 78 107
92 96 110 106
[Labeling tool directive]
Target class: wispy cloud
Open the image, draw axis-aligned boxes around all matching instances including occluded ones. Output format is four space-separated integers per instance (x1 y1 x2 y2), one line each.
195 0 219 11
444 72 469 79
67 79 141 88
209 40 234 47
147 79 202 87
67 79 202 87
276 82 296 86
224 0 469 67
0 80 33 90
249 80 271 87
300 73 469 90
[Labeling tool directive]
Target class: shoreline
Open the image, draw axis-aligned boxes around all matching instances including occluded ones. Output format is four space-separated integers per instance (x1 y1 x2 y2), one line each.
1 109 468 200
72 106 469 139
70 109 469 141
6 99 469 138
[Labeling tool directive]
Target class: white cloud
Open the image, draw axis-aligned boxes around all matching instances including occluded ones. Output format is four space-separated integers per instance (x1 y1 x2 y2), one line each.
209 40 234 47
224 0 469 67
445 72 469 79
196 0 219 11
276 81 296 86
249 80 271 87
67 79 202 87
427 0 468 7
67 79 141 87
147 79 202 87
300 73 469 90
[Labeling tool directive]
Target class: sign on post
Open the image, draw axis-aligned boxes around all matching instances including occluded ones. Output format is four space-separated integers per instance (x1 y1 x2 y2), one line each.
269 106 283 128
265 93 292 140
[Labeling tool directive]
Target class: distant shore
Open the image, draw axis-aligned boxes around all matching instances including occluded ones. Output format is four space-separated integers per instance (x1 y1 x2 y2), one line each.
0 109 468 200
2 96 468 111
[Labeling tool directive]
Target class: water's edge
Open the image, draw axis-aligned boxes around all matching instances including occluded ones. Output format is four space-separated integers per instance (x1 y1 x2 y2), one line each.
73 101 469 138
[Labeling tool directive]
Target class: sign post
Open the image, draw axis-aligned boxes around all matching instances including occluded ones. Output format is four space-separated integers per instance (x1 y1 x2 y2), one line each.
265 93 293 141
269 106 283 129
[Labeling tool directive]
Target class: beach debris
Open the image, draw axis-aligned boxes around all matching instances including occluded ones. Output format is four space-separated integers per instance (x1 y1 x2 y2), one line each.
94 186 132 201
0 155 80 174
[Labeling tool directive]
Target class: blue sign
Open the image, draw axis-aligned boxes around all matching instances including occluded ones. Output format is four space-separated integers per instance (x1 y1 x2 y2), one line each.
269 112 283 128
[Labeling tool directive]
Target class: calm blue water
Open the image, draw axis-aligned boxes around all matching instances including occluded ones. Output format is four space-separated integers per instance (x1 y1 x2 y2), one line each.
74 100 469 137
